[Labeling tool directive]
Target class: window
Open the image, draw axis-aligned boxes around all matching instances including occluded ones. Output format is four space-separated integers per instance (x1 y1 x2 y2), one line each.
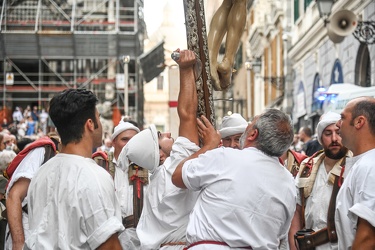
294 0 300 22
304 0 313 11
157 75 164 90
355 44 371 87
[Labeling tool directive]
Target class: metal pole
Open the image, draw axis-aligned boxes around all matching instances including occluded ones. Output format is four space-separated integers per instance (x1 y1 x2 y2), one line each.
38 59 42 110
245 61 252 120
3 59 6 108
122 55 130 116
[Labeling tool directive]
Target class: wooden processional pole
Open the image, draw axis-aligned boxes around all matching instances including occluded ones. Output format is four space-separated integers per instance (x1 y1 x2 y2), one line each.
182 0 216 127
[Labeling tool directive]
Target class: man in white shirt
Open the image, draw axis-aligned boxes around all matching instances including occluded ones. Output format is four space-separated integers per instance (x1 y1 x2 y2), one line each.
289 111 351 250
111 120 142 249
172 108 296 249
135 49 218 249
38 109 49 135
5 135 57 250
12 107 23 125
25 89 123 249
335 96 375 249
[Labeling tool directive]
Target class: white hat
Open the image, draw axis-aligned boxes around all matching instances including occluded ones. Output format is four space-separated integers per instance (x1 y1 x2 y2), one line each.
316 111 341 145
123 124 159 171
0 150 16 171
111 121 140 141
219 113 248 138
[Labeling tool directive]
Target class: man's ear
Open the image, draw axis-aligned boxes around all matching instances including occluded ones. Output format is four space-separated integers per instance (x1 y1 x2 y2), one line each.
248 128 258 141
355 116 365 129
86 118 95 132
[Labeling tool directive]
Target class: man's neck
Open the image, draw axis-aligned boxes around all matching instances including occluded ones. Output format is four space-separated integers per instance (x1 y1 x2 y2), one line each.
323 156 341 173
351 135 375 156
61 142 93 158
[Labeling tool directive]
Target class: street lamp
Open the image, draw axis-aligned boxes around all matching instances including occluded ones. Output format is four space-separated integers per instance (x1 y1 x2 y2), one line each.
122 55 130 116
245 61 252 120
316 0 334 25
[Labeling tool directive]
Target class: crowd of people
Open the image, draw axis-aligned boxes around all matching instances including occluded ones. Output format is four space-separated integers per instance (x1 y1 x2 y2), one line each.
0 105 50 147
0 49 374 249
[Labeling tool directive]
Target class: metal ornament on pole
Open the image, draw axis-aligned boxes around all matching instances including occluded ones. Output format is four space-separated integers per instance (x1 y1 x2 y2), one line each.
122 55 130 116
171 52 203 80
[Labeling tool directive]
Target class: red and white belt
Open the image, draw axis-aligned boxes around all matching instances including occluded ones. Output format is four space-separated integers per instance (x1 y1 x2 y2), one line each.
184 240 252 249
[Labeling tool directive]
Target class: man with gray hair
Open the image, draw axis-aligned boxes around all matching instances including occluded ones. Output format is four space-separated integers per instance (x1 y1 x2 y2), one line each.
172 109 296 249
288 111 351 250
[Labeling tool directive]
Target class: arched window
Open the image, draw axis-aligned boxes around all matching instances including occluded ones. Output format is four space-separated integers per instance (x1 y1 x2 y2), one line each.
330 59 344 84
355 44 371 87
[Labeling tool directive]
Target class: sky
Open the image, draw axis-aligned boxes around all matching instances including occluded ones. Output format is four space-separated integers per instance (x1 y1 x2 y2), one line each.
143 0 185 36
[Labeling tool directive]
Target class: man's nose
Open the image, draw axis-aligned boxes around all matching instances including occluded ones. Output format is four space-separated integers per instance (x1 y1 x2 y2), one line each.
165 132 172 138
231 140 239 148
332 131 340 141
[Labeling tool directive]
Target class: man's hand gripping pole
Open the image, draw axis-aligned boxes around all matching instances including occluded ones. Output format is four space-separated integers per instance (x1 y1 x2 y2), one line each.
171 51 202 80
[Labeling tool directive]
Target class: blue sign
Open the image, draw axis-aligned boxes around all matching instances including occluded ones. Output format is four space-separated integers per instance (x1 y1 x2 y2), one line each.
331 59 344 84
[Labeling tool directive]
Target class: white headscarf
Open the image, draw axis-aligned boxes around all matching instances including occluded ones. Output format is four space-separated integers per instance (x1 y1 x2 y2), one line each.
316 111 341 144
122 124 159 172
111 121 140 141
219 113 248 138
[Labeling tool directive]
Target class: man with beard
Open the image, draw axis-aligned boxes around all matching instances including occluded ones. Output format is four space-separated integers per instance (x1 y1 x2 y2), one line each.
288 111 352 250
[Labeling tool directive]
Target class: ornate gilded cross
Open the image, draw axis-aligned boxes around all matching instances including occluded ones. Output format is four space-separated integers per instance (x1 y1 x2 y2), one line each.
182 0 216 126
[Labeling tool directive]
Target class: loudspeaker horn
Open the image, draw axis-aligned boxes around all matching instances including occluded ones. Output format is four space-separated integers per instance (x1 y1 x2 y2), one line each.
327 23 345 43
329 10 358 37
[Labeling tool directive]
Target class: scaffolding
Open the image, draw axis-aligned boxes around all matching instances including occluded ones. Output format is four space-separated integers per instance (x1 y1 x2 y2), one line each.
0 0 145 125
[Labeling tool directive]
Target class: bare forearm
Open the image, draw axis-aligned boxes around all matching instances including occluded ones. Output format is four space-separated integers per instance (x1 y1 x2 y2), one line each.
6 196 25 248
6 178 30 249
177 59 197 119
172 144 216 189
352 218 375 250
97 234 122 250
288 205 302 250
172 115 221 189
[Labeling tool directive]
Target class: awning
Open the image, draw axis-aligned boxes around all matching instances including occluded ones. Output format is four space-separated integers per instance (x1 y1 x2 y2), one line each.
139 41 165 83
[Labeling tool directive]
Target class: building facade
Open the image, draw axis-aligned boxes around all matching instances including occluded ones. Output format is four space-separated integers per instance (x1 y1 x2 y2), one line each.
289 0 374 132
232 0 374 134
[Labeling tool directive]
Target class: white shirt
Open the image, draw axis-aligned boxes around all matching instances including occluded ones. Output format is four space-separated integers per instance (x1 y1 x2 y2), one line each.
137 137 200 250
335 148 375 249
115 152 148 218
39 112 49 124
295 161 338 250
25 154 124 249
182 147 296 249
115 145 148 249
5 147 45 250
12 110 23 123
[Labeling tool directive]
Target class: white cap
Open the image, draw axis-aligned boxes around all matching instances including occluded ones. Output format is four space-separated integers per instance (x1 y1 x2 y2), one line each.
123 124 159 171
0 150 16 171
111 121 140 141
219 113 248 138
316 111 341 145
